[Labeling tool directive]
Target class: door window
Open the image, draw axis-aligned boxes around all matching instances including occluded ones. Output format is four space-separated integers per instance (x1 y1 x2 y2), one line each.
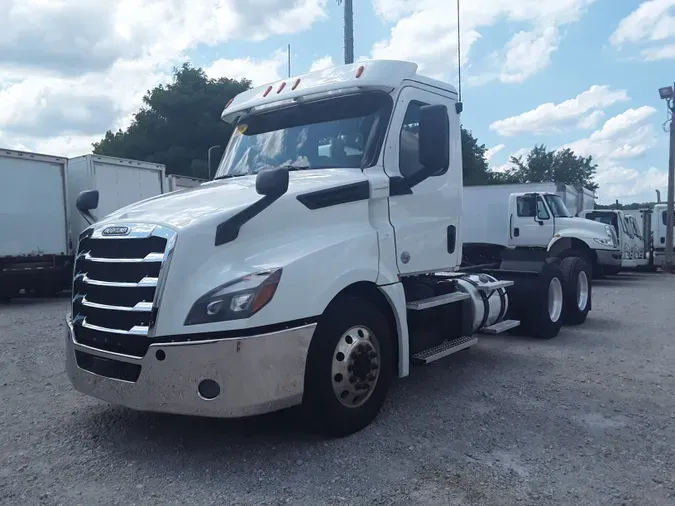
398 100 447 178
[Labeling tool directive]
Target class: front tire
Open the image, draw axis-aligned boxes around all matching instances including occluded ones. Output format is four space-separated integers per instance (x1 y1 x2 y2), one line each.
560 256 592 325
302 296 394 437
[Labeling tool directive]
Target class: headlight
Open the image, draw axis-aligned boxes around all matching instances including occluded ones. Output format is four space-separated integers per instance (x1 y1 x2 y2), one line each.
184 268 282 325
593 238 614 246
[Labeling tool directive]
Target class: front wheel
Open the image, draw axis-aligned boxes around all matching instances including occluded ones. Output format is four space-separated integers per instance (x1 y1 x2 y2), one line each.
560 256 592 325
302 296 394 437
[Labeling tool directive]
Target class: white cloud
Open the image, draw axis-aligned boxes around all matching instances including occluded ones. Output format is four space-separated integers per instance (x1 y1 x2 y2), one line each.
641 43 675 61
370 0 597 83
561 107 663 203
309 55 337 72
499 27 559 83
610 0 675 46
206 50 287 86
610 0 675 61
0 0 328 157
485 144 505 161
489 85 628 136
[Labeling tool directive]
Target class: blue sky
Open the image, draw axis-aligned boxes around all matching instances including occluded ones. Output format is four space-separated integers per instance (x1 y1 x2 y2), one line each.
1 0 673 204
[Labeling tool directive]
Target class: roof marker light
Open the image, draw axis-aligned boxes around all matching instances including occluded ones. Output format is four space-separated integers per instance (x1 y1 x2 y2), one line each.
224 98 234 109
263 85 273 97
277 82 286 93
291 78 301 90
355 65 365 78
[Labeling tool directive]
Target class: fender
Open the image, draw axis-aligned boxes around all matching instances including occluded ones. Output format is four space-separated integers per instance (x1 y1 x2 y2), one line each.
546 226 613 256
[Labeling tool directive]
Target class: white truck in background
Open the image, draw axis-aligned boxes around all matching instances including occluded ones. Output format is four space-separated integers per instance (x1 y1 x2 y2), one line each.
651 203 673 268
165 174 206 193
579 209 649 270
0 149 72 300
65 60 597 437
66 155 166 243
462 182 621 277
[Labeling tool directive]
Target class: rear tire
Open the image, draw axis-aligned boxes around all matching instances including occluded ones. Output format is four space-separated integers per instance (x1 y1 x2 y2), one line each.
520 262 565 339
560 256 592 325
302 295 394 437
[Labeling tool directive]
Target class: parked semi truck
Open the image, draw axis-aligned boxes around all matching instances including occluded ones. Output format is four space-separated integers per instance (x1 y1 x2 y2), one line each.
579 209 649 270
65 60 595 436
462 183 620 277
0 149 72 300
66 154 166 245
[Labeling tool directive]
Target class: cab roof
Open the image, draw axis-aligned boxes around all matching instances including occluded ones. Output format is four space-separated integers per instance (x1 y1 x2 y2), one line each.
221 59 458 122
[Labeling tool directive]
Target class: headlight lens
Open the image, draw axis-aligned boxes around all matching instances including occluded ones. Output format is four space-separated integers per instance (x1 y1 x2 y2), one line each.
593 238 613 246
184 268 282 325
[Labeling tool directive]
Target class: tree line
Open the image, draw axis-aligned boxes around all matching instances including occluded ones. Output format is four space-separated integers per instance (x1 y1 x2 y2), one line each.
94 63 600 192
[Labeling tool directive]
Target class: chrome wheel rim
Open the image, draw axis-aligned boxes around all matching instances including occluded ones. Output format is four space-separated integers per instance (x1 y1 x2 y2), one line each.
331 325 380 408
548 277 564 323
577 271 589 310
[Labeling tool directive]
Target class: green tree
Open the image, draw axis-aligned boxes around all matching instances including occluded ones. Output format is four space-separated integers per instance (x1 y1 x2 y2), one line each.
93 63 251 179
503 144 599 191
461 127 502 185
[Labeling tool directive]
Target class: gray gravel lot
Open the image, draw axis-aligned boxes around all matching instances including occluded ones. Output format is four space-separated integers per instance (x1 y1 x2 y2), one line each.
1 272 674 506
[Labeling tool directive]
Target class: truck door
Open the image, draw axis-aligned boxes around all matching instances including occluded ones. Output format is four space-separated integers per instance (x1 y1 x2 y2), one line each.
382 85 461 275
508 193 554 247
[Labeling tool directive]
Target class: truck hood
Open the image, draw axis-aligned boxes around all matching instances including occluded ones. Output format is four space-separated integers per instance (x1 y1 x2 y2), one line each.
97 169 364 229
556 216 611 237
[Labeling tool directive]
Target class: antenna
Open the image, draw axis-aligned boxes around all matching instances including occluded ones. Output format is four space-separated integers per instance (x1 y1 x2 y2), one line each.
287 44 291 77
456 0 463 114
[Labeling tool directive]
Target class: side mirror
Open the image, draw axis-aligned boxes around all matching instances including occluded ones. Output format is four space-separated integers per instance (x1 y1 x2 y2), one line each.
256 167 289 198
207 145 223 180
76 190 99 225
76 190 99 212
418 104 449 172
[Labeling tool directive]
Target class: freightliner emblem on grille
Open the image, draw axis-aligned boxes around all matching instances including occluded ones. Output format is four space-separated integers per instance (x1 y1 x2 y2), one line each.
101 226 130 236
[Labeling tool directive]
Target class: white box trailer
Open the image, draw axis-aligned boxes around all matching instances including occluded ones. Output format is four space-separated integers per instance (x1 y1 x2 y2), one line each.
66 155 166 243
165 174 205 192
0 148 72 299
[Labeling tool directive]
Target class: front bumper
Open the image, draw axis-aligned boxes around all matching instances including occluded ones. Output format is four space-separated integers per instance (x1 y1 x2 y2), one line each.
65 314 316 418
595 248 622 268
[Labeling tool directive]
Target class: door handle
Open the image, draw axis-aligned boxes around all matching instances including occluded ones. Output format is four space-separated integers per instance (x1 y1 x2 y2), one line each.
514 227 520 237
446 225 456 254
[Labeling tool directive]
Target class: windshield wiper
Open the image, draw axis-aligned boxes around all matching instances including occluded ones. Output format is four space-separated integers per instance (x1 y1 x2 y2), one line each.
213 173 248 180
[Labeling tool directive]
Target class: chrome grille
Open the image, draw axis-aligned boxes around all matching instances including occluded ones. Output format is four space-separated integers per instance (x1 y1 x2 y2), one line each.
71 224 175 358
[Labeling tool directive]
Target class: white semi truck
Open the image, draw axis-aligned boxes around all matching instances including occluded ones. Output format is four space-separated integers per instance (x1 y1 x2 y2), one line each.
462 183 620 277
65 60 595 436
0 148 72 299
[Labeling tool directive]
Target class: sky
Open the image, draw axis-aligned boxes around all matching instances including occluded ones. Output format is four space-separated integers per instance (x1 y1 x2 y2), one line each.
0 0 673 204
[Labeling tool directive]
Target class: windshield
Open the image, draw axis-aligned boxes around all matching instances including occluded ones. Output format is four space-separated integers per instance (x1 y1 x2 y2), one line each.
215 92 392 178
585 211 618 234
544 195 572 218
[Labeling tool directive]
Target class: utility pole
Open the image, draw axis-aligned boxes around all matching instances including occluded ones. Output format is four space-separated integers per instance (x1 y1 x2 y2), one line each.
337 0 354 64
659 84 675 273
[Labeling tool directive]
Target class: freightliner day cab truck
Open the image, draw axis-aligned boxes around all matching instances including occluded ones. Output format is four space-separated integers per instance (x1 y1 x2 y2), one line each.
66 60 594 436
462 183 621 278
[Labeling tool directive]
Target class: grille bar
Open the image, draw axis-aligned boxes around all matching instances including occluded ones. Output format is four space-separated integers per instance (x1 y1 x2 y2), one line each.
75 273 158 288
79 251 165 263
79 296 153 313
82 318 149 336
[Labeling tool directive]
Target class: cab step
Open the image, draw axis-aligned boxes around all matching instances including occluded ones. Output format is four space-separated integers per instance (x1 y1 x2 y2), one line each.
406 291 470 310
480 319 520 334
411 336 478 365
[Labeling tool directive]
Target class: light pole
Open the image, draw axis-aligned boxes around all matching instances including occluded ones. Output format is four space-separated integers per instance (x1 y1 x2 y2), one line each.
337 0 354 64
658 84 675 273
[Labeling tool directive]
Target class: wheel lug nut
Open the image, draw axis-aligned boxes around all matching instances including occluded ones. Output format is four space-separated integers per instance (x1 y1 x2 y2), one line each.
367 374 375 381
371 363 379 370
368 351 377 359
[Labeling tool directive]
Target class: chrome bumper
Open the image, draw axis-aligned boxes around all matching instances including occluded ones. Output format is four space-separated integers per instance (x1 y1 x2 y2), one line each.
65 314 316 418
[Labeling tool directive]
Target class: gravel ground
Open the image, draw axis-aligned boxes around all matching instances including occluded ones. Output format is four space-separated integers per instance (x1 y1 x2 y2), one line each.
1 272 674 506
